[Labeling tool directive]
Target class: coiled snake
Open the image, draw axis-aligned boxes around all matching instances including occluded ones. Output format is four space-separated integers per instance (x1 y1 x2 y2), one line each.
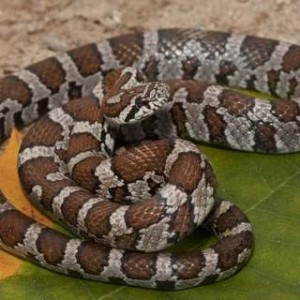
0 28 299 290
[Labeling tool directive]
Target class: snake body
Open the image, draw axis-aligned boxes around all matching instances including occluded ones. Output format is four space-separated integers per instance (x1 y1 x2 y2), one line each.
0 28 300 290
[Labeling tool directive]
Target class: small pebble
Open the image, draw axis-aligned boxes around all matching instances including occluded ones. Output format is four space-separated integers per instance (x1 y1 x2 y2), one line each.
44 33 69 52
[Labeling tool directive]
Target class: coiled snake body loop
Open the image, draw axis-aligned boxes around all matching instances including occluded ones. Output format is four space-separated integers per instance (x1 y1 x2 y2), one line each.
0 28 300 290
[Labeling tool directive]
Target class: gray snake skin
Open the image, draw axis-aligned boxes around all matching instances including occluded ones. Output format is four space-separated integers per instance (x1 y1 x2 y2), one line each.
0 28 299 290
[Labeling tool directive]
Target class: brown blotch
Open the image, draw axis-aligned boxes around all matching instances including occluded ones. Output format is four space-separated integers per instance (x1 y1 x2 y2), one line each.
170 202 194 239
72 156 104 191
173 251 205 280
219 90 253 116
240 36 278 69
204 160 217 190
288 77 299 98
19 157 59 191
76 241 110 274
115 231 138 249
61 190 93 226
169 80 210 104
126 198 164 229
63 97 102 122
170 103 188 137
142 58 159 81
66 133 101 161
204 106 228 145
36 228 69 265
215 205 249 234
199 31 230 56
0 75 32 104
68 44 103 77
0 210 34 247
255 122 277 152
21 116 63 148
85 201 119 237
109 32 143 66
41 179 76 211
216 61 238 85
213 231 253 270
121 252 157 280
169 152 203 193
113 139 171 182
19 157 76 210
26 57 66 93
266 69 281 95
182 59 199 79
272 99 300 122
282 45 300 72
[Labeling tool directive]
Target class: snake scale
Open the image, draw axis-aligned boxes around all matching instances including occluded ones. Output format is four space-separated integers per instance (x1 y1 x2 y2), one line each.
0 28 299 290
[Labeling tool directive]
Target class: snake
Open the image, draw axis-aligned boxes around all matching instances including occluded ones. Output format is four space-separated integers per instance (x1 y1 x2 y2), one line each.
0 28 299 290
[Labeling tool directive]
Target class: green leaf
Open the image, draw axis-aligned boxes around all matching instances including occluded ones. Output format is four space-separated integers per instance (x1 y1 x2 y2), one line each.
0 143 299 300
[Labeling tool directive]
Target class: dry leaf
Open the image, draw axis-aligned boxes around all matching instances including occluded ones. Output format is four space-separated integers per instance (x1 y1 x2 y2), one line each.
0 129 53 279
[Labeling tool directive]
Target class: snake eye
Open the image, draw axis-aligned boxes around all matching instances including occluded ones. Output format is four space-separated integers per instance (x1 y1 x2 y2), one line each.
135 96 143 108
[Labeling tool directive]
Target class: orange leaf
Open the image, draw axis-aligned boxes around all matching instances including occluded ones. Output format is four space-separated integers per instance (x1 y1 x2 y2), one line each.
0 129 53 279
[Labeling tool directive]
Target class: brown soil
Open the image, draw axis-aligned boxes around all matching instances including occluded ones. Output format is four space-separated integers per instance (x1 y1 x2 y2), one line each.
0 0 299 77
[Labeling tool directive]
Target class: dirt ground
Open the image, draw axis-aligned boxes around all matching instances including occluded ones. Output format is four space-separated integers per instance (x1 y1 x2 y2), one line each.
0 0 300 78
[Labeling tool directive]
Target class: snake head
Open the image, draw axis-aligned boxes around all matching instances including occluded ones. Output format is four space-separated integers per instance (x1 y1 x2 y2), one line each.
93 67 171 125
